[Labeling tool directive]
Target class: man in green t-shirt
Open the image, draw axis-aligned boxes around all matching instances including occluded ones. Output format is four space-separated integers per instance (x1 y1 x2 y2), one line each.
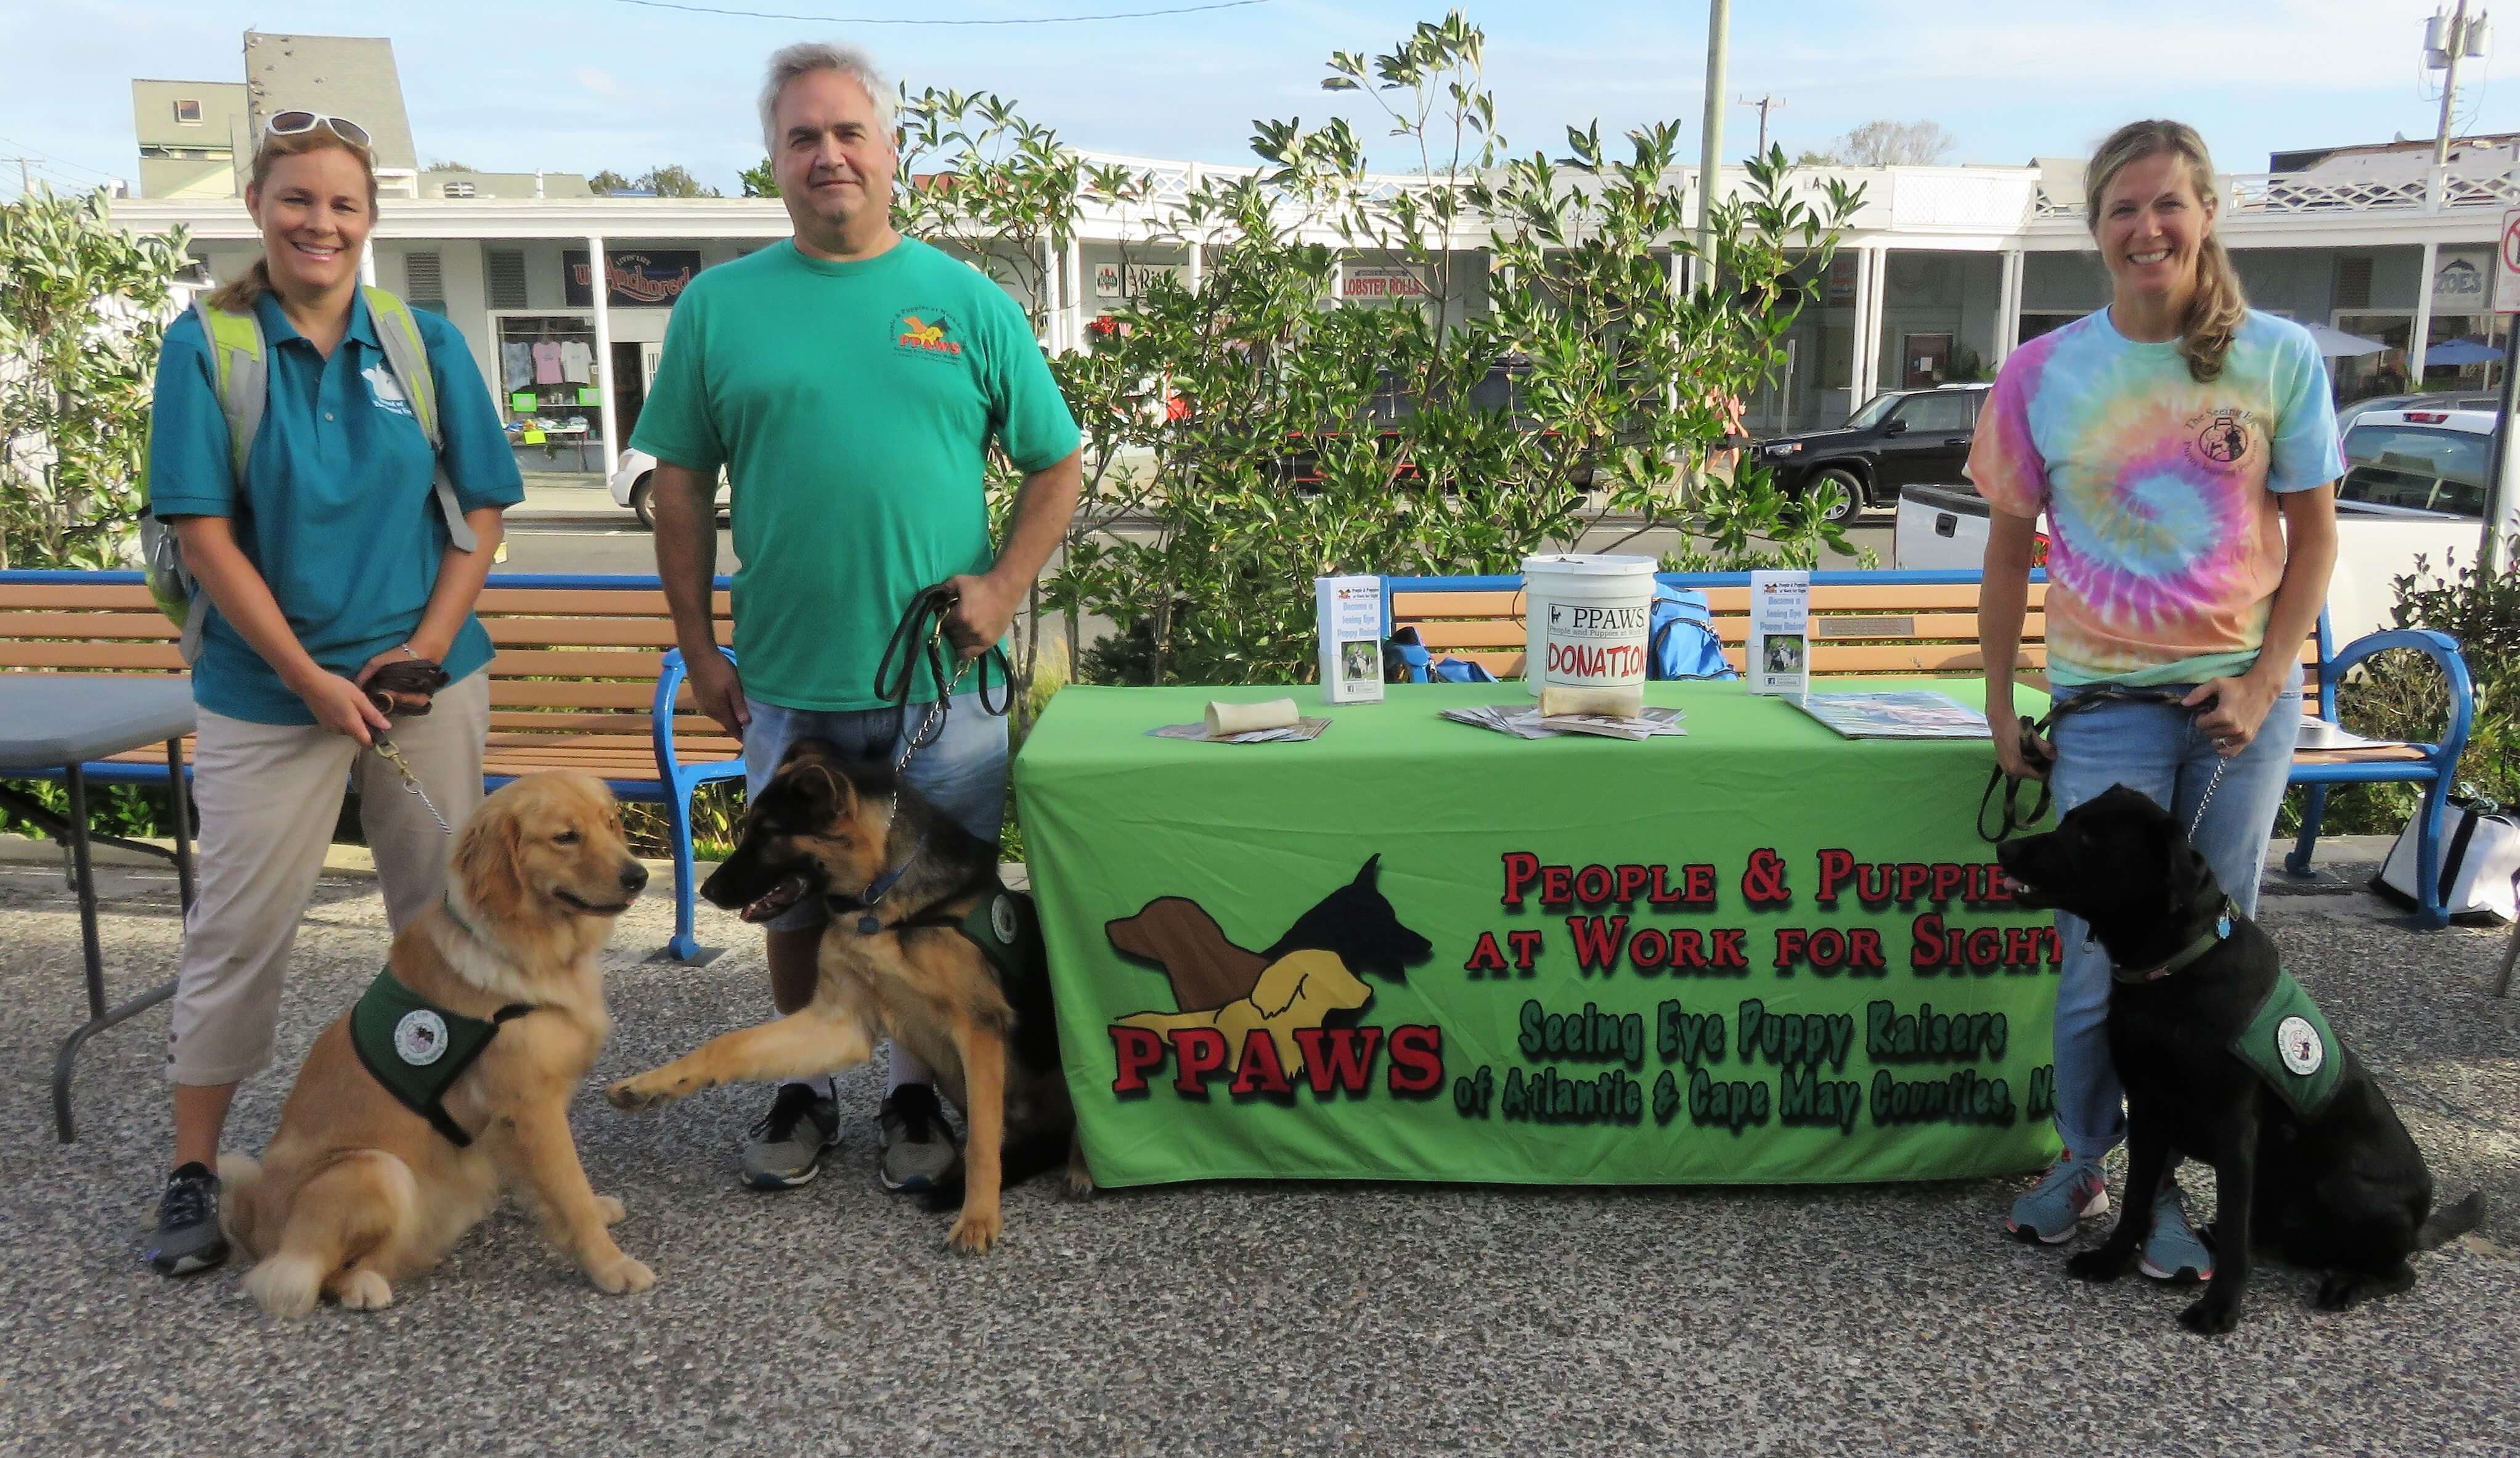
633 41 1081 1196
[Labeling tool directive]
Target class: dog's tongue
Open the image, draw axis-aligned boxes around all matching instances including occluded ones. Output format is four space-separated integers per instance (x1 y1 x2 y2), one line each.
741 875 805 924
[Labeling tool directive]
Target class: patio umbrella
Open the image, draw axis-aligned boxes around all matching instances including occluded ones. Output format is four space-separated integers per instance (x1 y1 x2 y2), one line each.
2300 322 2388 358
2425 337 2505 366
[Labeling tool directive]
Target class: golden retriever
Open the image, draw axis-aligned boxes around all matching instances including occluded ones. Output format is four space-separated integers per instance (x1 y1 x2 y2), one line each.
219 771 653 1317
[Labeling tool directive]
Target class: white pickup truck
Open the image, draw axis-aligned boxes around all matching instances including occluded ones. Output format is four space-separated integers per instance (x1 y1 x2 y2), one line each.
1892 405 2500 644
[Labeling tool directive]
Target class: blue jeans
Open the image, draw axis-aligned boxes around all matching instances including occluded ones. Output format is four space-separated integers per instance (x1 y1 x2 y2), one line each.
741 689 1008 931
2042 669 2302 1159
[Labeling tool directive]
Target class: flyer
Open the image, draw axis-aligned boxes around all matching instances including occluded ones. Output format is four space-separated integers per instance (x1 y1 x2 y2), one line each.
1748 570 1809 697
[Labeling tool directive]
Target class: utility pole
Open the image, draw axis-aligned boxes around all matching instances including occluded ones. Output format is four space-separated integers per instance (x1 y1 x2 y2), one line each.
6 158 32 194
1693 0 1731 287
1737 94 1783 158
2431 2 2493 165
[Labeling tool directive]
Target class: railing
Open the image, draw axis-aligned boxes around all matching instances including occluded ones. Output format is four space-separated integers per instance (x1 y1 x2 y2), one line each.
2035 163 2520 222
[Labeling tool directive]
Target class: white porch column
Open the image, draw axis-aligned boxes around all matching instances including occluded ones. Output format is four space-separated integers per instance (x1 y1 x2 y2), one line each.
2410 239 2439 386
1185 239 1202 293
1066 234 1085 351
1848 246 1875 401
1858 246 1888 402
1042 237 1061 351
359 241 378 287
1330 255 1344 307
1996 249 2024 364
588 235 618 483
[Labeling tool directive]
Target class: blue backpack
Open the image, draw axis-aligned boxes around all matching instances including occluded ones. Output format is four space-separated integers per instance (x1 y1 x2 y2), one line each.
1648 584 1738 681
1384 626 1501 684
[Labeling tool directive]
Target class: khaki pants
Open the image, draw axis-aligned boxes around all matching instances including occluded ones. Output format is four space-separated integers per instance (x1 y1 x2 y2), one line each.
166 671 490 1086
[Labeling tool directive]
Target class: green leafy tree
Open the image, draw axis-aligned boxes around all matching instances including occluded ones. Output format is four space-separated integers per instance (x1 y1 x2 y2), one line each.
0 186 191 568
587 169 633 194
739 158 778 198
637 165 721 199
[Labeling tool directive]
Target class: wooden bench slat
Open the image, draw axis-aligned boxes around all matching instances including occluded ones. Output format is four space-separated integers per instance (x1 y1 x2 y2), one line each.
491 681 691 711
483 617 737 649
474 588 733 615
0 585 163 610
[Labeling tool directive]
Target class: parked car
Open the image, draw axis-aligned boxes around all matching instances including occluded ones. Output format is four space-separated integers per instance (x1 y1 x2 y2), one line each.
1753 383 1991 524
608 447 729 530
2336 388 2503 434
1892 404 2505 643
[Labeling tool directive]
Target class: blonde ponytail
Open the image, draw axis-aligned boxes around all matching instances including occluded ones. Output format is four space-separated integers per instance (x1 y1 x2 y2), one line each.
2083 120 2247 383
203 258 275 313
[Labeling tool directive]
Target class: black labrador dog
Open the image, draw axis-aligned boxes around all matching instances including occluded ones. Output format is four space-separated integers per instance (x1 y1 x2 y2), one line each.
1997 784 2482 1335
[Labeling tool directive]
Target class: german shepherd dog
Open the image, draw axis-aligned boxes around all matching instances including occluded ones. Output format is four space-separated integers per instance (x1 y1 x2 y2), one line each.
1999 785 2484 1334
606 739 1077 1252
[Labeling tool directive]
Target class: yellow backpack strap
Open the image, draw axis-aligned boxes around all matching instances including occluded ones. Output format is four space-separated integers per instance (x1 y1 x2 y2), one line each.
361 286 478 554
195 299 267 482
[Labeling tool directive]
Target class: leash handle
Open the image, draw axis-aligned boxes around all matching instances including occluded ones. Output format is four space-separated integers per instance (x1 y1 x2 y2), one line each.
875 583 1016 774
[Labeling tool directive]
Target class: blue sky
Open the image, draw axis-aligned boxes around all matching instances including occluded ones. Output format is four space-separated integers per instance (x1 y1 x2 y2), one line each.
2 0 2513 196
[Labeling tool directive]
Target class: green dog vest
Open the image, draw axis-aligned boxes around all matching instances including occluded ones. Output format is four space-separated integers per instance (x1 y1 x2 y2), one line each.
960 891 1046 1001
348 969 534 1147
2228 970 2344 1120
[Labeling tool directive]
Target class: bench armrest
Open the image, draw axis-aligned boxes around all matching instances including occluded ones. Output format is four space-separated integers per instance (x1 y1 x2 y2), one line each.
653 645 739 782
2322 628 2473 761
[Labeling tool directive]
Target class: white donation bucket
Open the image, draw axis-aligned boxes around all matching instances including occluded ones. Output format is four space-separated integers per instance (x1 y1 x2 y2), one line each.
1520 554 1657 700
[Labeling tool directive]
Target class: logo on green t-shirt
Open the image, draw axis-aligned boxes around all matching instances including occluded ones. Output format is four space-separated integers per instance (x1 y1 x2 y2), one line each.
892 306 964 358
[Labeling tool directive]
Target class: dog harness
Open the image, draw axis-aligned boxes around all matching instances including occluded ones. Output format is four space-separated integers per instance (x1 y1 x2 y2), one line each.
347 969 535 1147
2230 970 2344 1120
2108 898 2343 1120
894 890 1049 1004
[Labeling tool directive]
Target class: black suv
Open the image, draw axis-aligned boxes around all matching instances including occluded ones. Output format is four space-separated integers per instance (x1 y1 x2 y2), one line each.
1755 383 1991 523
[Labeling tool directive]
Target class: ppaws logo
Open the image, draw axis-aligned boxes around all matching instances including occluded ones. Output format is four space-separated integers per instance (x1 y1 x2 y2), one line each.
892 307 963 357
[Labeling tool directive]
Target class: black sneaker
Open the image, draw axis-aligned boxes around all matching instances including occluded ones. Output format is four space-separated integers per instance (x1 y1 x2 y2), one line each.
145 1162 229 1276
877 1084 962 1193
741 1082 840 1189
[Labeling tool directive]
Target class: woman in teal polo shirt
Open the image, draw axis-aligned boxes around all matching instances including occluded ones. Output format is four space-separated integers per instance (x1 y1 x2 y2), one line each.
138 118 523 1276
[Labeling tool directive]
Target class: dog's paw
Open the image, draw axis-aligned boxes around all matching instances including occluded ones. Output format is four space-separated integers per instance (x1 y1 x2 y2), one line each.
2177 1295 2241 1336
947 1207 1003 1255
588 1253 656 1295
603 1078 672 1112
243 1256 324 1321
594 1195 628 1226
2065 1247 2132 1284
1062 1168 1098 1201
333 1269 394 1312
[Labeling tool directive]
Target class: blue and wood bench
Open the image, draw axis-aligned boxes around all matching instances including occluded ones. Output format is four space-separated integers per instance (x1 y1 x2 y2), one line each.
1383 568 2475 926
0 570 743 962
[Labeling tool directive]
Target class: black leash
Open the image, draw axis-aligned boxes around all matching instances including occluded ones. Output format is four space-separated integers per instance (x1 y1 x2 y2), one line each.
1977 686 2196 843
872 584 1013 772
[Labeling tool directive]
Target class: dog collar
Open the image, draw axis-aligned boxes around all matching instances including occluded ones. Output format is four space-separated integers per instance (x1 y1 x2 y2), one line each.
2112 899 2237 985
843 833 927 935
441 893 485 944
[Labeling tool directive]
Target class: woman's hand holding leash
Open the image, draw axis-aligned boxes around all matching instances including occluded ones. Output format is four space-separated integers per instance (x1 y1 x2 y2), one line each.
2185 674 2273 758
1991 711 2054 782
293 668 392 747
684 650 749 742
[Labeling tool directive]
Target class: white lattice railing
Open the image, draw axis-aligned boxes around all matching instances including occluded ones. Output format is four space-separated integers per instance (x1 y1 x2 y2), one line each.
2037 166 2520 221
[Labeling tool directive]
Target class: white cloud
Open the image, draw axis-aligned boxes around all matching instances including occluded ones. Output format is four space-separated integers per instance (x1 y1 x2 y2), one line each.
575 66 619 97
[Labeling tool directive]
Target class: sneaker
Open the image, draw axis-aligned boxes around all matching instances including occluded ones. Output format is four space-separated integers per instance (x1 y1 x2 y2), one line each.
2006 1149 2110 1243
145 1162 229 1276
876 1084 961 1194
740 1083 839 1190
2139 1181 2216 1282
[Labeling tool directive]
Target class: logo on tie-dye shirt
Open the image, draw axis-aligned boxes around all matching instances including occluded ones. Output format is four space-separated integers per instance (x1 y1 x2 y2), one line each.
2186 409 2255 472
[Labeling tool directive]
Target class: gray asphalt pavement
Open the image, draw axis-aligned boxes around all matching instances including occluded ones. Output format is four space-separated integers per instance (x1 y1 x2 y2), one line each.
1 842 2513 1457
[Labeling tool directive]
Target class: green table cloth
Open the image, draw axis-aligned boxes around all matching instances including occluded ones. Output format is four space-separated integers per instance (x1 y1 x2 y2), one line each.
1014 680 2060 1189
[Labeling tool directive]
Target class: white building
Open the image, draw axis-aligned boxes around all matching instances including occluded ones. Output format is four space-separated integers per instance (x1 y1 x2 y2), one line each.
112 35 2520 480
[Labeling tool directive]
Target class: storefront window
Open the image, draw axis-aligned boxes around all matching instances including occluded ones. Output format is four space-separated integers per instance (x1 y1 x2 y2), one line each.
494 313 603 475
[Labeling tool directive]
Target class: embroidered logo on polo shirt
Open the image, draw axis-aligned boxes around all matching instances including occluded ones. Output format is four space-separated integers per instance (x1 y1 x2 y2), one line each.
363 364 416 419
892 308 963 358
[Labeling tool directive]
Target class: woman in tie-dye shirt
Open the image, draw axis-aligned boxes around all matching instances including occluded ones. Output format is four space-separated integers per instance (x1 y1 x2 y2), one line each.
1967 120 2342 1276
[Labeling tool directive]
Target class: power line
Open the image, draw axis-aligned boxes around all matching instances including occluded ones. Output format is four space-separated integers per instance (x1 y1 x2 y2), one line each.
595 0 1270 22
0 135 118 182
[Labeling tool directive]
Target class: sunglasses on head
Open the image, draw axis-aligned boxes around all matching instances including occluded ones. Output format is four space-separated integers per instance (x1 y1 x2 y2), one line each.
264 111 372 149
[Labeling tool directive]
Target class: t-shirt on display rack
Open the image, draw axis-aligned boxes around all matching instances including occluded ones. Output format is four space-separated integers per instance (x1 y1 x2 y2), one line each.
495 314 603 469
